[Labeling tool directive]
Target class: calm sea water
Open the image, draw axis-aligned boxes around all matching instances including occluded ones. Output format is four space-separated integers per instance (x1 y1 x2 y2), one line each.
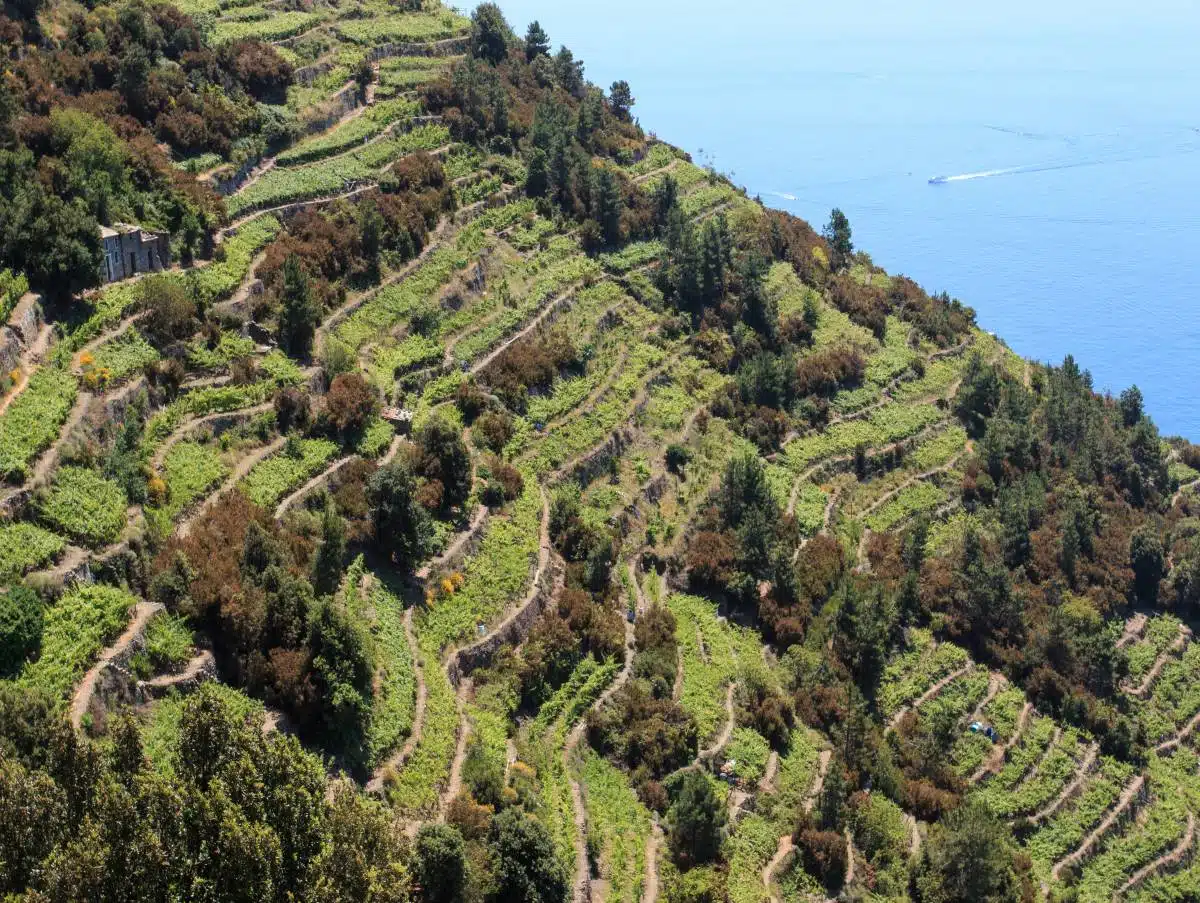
494 0 1200 437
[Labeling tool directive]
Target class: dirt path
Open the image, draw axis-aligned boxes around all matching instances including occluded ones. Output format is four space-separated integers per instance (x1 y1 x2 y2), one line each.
806 749 833 813
316 215 454 349
447 489 553 684
963 672 1006 727
216 249 269 313
0 363 31 418
644 823 663 903
467 286 579 377
438 679 473 817
0 323 52 418
150 403 275 471
568 769 591 903
844 829 857 890
628 560 648 614
379 435 403 465
179 374 234 393
70 601 163 729
1116 612 1150 649
549 349 685 485
792 486 839 564
1025 743 1099 825
855 527 873 574
774 336 973 452
564 619 637 903
1173 477 1200 509
71 313 147 372
759 751 781 794
274 455 356 520
31 544 89 585
177 436 287 539
1130 626 1189 698
28 391 91 488
698 683 737 762
222 183 382 237
1156 706 1200 754
366 608 427 794
888 663 974 731
537 344 630 437
903 814 922 858
858 453 967 522
1116 811 1195 898
415 504 489 581
1015 726 1063 790
262 706 296 736
142 649 216 691
971 702 1033 784
763 834 795 903
1051 774 1146 880
632 157 680 185
226 157 278 204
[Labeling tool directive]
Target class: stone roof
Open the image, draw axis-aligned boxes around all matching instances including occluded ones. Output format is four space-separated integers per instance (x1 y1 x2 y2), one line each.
99 222 167 240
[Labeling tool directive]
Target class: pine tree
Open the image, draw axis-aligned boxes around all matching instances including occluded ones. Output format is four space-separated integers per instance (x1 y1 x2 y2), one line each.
278 253 319 356
469 3 508 65
550 136 573 210
525 147 549 198
524 20 550 62
674 224 703 315
739 251 775 338
360 207 383 279
699 220 725 307
610 80 635 121
668 771 726 866
313 501 346 597
653 174 679 233
822 207 854 270
594 166 622 247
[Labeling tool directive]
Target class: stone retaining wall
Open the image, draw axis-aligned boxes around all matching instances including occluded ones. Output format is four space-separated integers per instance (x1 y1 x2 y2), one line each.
0 293 44 374
447 558 562 687
366 35 469 62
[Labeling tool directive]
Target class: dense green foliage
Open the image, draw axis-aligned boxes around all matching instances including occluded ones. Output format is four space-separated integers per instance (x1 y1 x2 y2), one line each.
0 2 1196 901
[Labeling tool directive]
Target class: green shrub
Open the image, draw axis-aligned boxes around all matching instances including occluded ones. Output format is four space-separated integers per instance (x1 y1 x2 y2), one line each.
89 329 159 383
0 269 29 322
240 438 339 509
38 467 129 546
0 522 66 581
159 440 230 521
143 613 195 674
0 584 43 677
0 367 77 480
18 584 135 700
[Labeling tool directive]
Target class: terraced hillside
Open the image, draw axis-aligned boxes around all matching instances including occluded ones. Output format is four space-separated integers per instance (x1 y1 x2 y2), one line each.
1 3 1199 903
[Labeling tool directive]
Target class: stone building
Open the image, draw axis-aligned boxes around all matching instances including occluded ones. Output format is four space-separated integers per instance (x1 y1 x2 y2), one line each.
99 223 170 283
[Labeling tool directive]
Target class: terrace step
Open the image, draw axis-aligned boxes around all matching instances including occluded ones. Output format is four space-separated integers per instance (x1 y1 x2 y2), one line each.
1129 625 1191 698
366 607 426 795
1024 742 1100 825
70 601 163 731
887 662 975 732
971 702 1034 784
1051 774 1147 880
1115 810 1196 900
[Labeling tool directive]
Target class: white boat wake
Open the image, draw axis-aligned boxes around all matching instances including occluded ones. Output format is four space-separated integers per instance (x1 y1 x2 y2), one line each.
929 168 1020 184
929 140 1200 185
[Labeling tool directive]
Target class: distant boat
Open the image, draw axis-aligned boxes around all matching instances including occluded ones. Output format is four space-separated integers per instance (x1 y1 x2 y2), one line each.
928 176 948 185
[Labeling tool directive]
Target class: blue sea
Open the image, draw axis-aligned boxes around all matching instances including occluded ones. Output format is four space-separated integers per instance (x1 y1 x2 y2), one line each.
495 0 1200 437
